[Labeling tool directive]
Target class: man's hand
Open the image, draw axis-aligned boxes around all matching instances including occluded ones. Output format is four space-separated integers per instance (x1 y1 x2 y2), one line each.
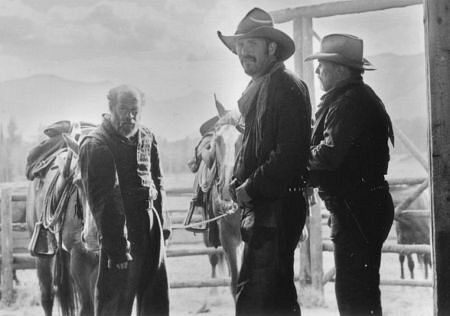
236 180 252 208
108 253 133 270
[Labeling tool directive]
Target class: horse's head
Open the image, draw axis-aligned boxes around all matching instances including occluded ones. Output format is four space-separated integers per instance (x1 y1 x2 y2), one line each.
212 124 241 202
198 106 242 213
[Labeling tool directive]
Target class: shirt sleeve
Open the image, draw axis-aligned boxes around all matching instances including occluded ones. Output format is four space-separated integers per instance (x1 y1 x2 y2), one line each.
245 80 312 199
310 94 368 171
150 136 170 229
79 138 129 263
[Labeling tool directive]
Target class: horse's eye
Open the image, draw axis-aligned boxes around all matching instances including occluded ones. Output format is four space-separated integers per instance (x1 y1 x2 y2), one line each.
206 145 211 150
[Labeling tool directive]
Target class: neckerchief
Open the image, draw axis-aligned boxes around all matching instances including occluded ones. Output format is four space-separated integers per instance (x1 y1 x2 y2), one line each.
238 62 284 157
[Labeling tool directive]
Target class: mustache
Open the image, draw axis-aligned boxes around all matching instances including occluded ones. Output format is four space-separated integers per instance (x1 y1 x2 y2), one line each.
120 119 136 125
241 55 256 62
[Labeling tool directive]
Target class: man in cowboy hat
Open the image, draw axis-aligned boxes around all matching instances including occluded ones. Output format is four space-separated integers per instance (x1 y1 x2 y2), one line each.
218 7 312 316
306 34 395 315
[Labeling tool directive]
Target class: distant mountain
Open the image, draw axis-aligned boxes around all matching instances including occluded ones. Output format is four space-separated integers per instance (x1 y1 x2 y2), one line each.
0 74 219 142
0 74 113 140
0 53 427 143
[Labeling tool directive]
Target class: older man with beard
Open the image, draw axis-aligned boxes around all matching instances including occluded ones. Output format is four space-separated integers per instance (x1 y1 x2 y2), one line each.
79 85 170 316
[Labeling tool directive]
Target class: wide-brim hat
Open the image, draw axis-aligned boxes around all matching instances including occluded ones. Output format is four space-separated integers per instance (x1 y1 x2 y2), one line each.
217 8 295 61
305 33 375 71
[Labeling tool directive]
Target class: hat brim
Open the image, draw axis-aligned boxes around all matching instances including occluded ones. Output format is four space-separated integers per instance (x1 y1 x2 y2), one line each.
305 52 375 71
218 27 295 61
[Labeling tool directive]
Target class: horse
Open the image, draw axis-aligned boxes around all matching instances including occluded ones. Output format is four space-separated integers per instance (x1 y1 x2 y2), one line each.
188 104 243 309
26 122 98 316
391 185 431 279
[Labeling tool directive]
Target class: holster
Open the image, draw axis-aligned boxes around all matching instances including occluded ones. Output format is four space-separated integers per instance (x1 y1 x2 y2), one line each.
28 222 58 257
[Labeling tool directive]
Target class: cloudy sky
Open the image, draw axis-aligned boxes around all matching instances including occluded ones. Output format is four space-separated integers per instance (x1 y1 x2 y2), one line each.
0 0 425 138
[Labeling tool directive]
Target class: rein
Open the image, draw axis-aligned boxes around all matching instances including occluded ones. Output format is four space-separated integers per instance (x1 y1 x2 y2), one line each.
177 206 237 230
179 124 239 231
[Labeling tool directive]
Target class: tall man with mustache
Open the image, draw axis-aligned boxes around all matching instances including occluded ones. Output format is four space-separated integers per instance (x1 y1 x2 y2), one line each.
218 8 312 316
79 85 170 316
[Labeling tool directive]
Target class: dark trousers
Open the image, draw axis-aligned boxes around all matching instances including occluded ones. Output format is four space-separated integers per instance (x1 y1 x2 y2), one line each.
95 210 169 316
322 186 394 316
236 195 306 316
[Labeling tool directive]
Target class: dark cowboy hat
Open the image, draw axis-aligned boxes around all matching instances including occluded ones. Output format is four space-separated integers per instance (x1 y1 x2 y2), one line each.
305 33 375 71
217 8 295 61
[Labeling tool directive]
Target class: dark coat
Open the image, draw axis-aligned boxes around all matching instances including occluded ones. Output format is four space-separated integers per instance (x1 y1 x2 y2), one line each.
79 119 166 264
309 78 393 195
234 66 312 227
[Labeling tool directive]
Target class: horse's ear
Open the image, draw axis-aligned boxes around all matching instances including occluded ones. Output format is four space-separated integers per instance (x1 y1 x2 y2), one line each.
62 133 79 155
214 93 227 117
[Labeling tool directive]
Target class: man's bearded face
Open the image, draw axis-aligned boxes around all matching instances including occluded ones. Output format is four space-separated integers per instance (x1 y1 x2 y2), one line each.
110 93 142 138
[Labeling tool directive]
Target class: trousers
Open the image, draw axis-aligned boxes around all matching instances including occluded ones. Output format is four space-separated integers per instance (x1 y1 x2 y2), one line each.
236 194 306 316
95 209 169 316
322 185 394 316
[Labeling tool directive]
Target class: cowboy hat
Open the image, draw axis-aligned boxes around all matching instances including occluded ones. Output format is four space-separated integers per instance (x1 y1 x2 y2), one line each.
305 34 375 71
217 8 295 61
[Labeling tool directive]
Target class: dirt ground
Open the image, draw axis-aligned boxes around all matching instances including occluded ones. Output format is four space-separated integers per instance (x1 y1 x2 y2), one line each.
0 250 433 316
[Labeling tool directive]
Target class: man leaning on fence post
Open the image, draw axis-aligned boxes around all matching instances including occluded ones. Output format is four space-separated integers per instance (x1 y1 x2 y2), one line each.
218 7 312 316
306 34 395 315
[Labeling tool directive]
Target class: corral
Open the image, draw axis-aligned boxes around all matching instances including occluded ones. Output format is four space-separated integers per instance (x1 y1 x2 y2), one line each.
0 169 433 315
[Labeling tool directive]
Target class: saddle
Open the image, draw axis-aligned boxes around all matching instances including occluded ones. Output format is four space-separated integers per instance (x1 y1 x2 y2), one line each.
28 120 94 256
26 120 97 180
184 161 221 247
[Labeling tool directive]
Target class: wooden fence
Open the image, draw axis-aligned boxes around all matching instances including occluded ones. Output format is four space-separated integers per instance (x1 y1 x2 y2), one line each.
0 179 432 305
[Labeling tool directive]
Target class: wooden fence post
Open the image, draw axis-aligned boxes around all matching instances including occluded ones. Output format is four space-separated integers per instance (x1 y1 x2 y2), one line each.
292 15 324 301
424 0 450 314
1 187 14 304
309 192 324 297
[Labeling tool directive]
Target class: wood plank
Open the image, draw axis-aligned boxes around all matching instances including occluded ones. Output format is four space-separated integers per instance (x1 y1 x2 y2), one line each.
424 0 450 314
323 241 431 254
293 16 317 291
271 0 423 23
1 188 14 304
393 125 428 170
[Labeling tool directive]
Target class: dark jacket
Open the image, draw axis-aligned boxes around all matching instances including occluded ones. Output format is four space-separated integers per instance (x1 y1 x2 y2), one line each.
79 119 166 264
309 78 393 195
234 66 311 225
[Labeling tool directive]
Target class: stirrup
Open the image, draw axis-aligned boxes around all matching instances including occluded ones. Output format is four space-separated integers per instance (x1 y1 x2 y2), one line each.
184 199 208 233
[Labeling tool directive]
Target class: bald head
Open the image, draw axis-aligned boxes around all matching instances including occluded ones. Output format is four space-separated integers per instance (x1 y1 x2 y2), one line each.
107 84 145 111
107 84 145 138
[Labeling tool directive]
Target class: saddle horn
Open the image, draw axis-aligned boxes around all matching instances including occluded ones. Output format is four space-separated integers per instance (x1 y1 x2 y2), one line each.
62 133 80 155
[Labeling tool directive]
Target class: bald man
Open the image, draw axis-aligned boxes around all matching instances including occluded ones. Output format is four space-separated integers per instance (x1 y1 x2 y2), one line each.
79 85 170 316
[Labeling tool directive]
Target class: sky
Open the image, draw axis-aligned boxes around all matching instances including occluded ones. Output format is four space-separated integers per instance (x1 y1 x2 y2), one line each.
0 0 426 139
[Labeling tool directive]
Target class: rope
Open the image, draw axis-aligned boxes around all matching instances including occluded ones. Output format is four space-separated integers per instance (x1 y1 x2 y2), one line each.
173 208 237 230
42 170 77 233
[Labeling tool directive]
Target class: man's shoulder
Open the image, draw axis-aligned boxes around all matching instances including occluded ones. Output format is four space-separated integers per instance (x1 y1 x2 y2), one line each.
271 67 308 95
80 126 109 151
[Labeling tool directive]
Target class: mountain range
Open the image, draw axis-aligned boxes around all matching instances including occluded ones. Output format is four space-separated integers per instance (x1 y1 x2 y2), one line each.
0 53 427 142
